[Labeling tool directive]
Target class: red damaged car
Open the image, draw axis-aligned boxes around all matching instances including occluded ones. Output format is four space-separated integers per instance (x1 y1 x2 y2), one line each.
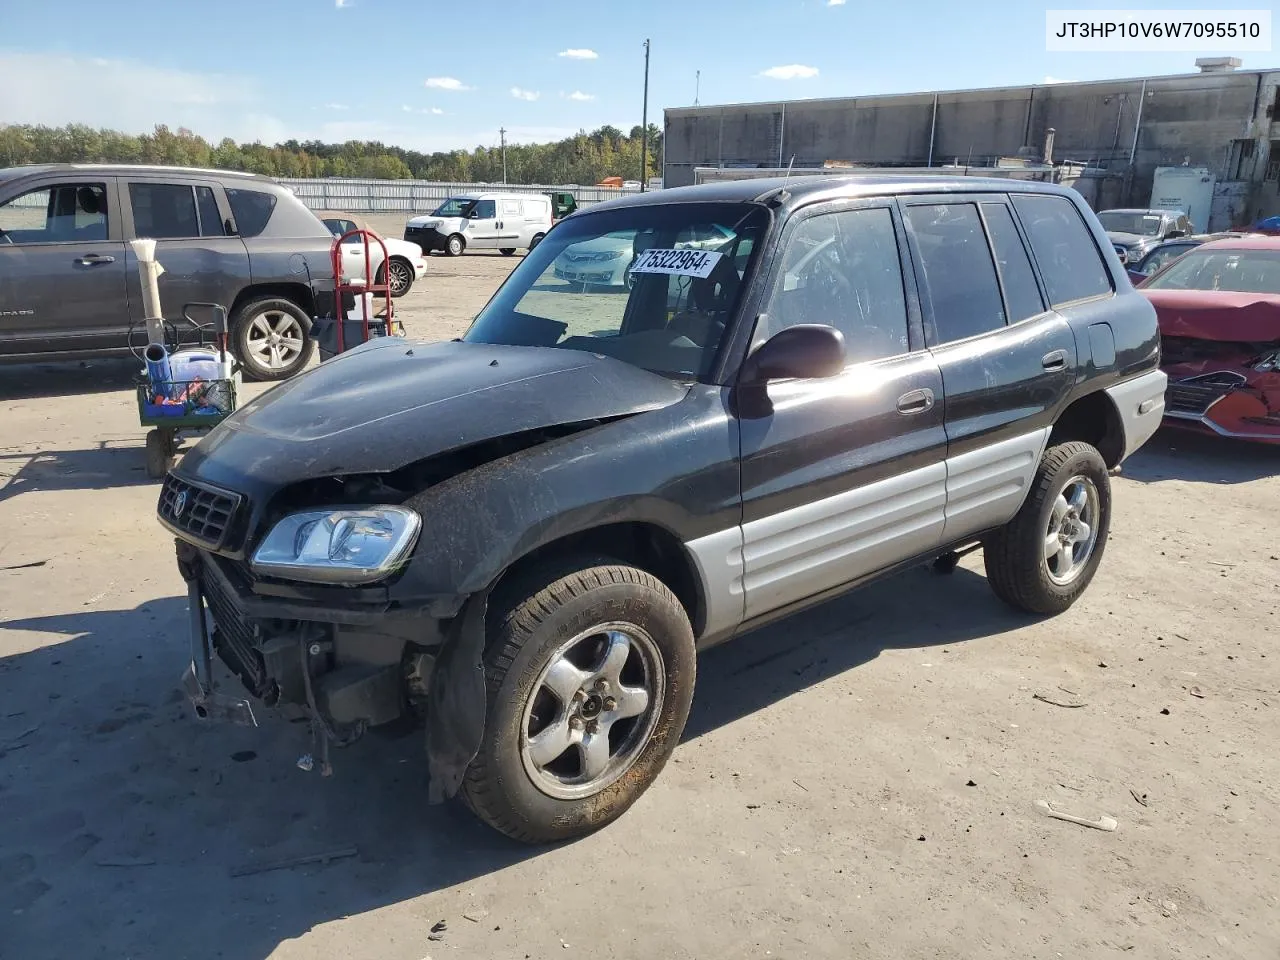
1139 236 1280 444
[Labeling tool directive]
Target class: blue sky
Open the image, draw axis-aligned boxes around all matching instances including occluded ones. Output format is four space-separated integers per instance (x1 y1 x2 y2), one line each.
0 0 1272 152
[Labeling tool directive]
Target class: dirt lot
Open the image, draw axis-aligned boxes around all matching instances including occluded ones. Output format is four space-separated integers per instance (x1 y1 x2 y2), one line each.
2 225 1279 960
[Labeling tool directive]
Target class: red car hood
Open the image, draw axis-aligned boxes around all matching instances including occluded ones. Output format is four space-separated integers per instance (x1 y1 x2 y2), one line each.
1142 289 1280 342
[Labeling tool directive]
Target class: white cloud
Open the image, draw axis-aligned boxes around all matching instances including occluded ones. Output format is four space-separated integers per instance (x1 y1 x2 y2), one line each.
558 48 599 60
828 0 847 5
425 76 470 91
335 0 352 7
430 107 445 115
1043 75 1071 84
324 102 349 111
511 87 540 102
759 64 819 80
567 90 595 102
401 104 412 112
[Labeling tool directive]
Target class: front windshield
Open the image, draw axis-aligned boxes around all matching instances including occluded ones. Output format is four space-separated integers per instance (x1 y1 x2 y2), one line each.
1099 211 1164 237
1143 248 1280 293
463 202 770 380
432 197 475 217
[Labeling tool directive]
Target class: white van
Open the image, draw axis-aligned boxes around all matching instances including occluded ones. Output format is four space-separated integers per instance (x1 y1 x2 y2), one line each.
403 192 553 257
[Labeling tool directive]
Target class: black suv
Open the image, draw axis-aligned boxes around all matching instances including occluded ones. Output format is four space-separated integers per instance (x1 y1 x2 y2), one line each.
160 176 1167 843
0 164 335 380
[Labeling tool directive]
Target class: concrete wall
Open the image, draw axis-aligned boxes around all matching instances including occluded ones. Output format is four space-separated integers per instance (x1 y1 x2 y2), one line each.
665 69 1276 222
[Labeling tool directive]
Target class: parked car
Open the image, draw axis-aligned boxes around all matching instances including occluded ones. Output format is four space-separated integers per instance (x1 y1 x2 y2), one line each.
1097 208 1192 265
162 175 1165 844
404 192 552 257
0 164 335 380
1139 235 1280 444
316 211 426 298
1125 231 1259 284
552 223 735 290
546 190 577 222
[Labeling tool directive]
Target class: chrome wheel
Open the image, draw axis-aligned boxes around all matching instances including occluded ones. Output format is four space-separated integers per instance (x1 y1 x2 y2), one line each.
245 309 305 372
386 258 413 296
1043 475 1100 586
520 622 664 800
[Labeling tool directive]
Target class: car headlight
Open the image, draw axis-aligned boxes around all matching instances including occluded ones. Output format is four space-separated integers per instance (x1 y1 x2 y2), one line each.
251 506 421 585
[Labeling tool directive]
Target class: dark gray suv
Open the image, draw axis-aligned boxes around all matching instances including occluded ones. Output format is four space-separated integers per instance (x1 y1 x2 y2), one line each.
0 164 335 380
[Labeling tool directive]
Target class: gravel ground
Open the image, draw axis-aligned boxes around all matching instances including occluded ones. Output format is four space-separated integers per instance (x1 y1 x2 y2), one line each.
1 224 1279 960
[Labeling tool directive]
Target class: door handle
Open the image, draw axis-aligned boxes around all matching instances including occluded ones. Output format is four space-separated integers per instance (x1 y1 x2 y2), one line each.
1041 349 1067 371
76 254 115 265
896 388 935 415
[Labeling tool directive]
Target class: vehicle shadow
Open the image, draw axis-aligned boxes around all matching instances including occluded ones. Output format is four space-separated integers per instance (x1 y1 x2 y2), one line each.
0 358 141 402
0 441 154 504
1119 425 1280 485
0 562 1021 960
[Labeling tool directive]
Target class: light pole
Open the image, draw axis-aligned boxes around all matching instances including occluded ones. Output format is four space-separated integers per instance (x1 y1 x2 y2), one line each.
640 39 650 192
499 127 507 184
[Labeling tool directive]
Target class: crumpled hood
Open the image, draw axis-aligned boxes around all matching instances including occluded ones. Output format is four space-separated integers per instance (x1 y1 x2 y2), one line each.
180 339 690 490
1143 289 1280 342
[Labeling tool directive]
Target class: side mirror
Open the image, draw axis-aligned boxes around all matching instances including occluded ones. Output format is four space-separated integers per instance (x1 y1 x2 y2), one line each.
740 323 846 384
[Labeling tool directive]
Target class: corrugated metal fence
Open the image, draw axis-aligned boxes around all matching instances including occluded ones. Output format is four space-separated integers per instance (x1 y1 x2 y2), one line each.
278 178 643 213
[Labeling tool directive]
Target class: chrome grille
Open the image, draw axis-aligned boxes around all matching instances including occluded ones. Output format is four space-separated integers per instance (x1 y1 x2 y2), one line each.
157 476 240 549
1165 373 1246 417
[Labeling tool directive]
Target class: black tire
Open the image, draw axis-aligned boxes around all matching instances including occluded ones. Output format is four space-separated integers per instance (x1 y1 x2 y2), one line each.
145 429 176 480
381 256 414 298
230 297 312 381
983 441 1111 615
445 234 466 257
461 560 696 844
499 247 517 257
529 233 545 251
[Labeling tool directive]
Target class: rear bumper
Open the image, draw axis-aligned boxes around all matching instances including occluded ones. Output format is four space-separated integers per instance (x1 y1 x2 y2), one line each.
1104 369 1168 461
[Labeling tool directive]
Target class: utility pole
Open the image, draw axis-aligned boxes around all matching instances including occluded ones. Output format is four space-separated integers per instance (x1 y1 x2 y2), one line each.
499 127 507 184
640 39 651 192
695 70 700 107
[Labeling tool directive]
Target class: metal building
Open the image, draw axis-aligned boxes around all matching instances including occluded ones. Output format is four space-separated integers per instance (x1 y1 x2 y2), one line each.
664 59 1280 229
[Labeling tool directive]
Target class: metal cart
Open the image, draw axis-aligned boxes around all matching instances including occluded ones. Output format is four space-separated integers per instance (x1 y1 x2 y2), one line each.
135 302 238 480
311 228 404 360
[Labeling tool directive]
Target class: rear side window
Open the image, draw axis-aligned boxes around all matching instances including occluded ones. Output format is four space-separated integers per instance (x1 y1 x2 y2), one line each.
130 183 199 239
195 186 224 238
501 199 523 216
906 203 1006 344
981 202 1045 323
1012 195 1112 306
226 188 278 238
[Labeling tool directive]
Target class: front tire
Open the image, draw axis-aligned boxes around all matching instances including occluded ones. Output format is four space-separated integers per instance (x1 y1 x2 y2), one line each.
461 561 695 844
230 297 312 381
983 441 1111 615
381 256 414 298
529 233 545 251
499 247 517 257
445 234 466 257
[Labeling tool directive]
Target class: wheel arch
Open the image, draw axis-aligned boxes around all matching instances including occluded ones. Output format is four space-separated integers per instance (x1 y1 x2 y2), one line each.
229 282 316 328
1048 389 1126 469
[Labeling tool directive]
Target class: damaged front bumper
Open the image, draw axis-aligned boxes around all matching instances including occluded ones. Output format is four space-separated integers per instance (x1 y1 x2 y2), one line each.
1163 361 1280 443
172 539 488 796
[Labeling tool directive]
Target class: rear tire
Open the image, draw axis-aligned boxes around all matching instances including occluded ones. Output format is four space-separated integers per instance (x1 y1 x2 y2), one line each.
460 560 695 844
529 233 545 251
230 297 312 381
445 234 466 257
381 256 414 298
499 247 517 257
983 441 1111 615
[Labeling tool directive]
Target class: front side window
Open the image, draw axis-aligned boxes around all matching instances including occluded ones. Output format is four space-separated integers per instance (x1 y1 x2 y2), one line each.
1142 248 1280 293
432 196 475 217
464 202 769 380
130 183 200 239
759 207 910 364
906 203 1006 344
0 183 108 243
472 200 497 220
1013 195 1113 307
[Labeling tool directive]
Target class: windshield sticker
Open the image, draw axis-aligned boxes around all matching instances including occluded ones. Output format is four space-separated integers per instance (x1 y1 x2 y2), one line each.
629 248 724 279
